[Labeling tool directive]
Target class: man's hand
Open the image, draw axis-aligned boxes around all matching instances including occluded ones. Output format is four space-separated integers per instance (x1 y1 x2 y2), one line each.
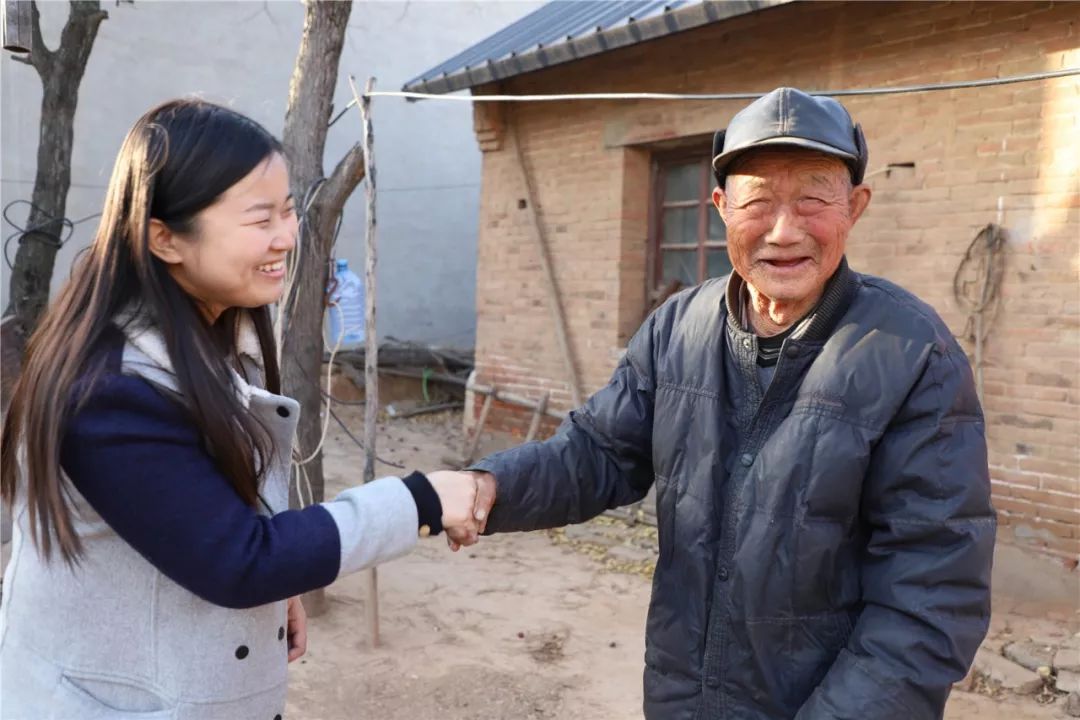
426 470 497 551
286 596 307 663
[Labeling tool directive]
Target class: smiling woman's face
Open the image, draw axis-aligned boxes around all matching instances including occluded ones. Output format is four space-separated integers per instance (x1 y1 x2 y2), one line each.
713 149 870 307
150 152 298 321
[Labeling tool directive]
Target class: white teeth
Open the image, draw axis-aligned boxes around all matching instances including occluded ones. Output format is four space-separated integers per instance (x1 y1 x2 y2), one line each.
258 261 284 272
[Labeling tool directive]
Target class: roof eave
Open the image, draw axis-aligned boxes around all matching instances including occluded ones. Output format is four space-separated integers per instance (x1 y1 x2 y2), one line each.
403 0 791 95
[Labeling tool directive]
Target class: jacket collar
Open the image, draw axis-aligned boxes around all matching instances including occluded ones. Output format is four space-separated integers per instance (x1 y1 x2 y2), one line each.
115 305 268 408
724 256 858 343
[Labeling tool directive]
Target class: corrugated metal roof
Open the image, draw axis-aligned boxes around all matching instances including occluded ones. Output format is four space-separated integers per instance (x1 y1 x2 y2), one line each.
403 0 792 95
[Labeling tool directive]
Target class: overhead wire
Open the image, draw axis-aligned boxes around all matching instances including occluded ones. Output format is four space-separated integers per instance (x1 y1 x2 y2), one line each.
369 68 1079 104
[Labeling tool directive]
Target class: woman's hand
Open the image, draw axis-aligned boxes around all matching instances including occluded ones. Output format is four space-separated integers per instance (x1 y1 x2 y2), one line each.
287 595 307 663
426 470 496 551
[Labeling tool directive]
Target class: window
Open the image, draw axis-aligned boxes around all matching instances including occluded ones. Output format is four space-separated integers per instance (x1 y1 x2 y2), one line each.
651 155 732 293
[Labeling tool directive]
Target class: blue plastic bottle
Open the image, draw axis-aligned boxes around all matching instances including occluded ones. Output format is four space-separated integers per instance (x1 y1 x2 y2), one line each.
326 258 365 348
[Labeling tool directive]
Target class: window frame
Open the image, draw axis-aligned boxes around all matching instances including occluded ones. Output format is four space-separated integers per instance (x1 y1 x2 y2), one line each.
648 151 729 294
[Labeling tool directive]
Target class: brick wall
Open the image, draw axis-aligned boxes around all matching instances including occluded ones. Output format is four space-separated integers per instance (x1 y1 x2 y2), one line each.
469 1 1079 562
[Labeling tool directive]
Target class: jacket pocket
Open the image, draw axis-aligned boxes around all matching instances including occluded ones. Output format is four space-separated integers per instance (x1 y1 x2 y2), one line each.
54 674 175 719
780 612 853 710
174 680 287 720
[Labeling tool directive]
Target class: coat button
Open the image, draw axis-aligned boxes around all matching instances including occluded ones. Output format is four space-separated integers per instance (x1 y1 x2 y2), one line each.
279 626 285 641
235 645 249 660
784 344 799 358
740 453 754 467
741 337 753 350
276 406 290 418
718 566 730 581
419 524 431 538
274 715 282 720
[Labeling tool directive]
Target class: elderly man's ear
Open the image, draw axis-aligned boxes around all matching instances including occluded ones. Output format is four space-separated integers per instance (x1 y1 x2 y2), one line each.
849 184 872 223
712 187 728 224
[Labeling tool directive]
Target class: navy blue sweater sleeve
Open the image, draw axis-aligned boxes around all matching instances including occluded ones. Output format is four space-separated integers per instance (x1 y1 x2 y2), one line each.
60 372 341 609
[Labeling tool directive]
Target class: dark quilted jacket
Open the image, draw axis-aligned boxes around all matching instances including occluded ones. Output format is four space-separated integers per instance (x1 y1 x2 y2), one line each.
474 259 995 719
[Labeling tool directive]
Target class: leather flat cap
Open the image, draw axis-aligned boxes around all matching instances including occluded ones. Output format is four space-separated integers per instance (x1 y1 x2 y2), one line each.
712 87 868 185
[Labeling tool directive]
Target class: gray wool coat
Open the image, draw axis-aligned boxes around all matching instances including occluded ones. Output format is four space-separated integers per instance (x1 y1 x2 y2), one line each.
0 313 419 719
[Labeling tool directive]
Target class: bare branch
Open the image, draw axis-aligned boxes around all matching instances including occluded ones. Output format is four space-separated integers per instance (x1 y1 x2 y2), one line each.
321 142 366 217
10 53 33 65
49 2 107 83
65 2 109 41
241 0 278 29
26 0 51 75
282 0 352 188
22 1 107 76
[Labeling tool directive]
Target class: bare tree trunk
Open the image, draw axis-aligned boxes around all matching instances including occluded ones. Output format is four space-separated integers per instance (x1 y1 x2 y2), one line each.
281 0 366 617
4 0 107 341
1 0 105 556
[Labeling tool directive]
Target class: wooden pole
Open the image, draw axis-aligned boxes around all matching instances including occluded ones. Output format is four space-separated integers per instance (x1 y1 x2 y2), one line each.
525 391 550 443
506 108 583 407
464 392 495 465
466 382 562 420
352 74 380 648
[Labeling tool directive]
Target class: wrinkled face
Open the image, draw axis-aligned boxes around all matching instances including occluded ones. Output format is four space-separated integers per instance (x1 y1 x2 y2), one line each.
157 153 297 320
714 149 870 306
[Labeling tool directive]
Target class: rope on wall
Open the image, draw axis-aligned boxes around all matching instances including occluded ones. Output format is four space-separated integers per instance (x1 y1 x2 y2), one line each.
953 223 1007 403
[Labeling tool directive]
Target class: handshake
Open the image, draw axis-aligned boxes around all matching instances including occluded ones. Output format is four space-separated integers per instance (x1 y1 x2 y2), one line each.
426 470 497 551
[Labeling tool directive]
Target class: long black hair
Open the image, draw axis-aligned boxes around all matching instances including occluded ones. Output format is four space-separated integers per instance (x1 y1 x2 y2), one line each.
2 98 285 563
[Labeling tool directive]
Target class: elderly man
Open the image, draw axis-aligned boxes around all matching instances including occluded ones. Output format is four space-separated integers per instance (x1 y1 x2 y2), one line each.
438 87 995 718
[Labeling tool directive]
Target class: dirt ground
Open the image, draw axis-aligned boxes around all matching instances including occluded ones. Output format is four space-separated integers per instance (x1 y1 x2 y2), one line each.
287 404 1080 720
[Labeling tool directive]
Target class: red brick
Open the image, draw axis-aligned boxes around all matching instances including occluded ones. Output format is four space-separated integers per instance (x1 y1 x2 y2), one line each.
1037 502 1080 526
1041 475 1080 496
990 469 1040 488
1018 457 1080 478
1008 486 1075 511
1044 535 1080 560
995 497 1037 516
1021 517 1076 539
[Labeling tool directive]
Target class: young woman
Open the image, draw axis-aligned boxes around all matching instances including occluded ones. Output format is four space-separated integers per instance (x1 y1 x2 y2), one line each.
0 98 484 719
